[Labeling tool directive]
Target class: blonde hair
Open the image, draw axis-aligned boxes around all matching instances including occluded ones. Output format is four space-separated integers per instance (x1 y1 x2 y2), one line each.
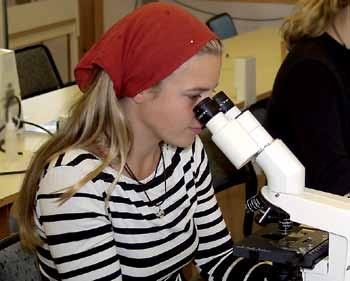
14 71 132 249
282 0 349 49
14 39 222 250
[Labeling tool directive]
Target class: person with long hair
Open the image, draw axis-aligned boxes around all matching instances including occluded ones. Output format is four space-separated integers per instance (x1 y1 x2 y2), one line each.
265 0 350 195
14 3 271 280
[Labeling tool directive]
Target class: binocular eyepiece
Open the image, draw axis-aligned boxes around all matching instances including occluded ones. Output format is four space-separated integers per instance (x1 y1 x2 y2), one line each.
193 91 235 125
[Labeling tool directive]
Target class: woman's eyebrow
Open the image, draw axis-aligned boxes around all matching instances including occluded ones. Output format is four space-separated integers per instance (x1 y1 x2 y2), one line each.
185 87 209 92
185 83 219 92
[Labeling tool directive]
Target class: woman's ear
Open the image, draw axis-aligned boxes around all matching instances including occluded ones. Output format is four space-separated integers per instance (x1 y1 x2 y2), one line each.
132 89 156 104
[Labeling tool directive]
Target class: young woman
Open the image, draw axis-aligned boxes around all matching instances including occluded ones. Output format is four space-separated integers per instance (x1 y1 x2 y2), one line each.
14 3 271 280
265 0 350 195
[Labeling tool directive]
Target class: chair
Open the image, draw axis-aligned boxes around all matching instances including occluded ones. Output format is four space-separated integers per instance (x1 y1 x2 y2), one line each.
248 97 270 125
0 233 41 281
206 13 238 39
200 129 258 237
15 44 64 99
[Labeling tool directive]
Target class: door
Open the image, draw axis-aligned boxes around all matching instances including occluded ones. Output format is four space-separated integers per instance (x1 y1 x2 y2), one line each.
78 0 103 59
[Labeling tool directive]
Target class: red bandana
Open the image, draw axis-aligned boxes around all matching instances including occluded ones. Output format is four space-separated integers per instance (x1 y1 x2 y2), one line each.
74 3 217 97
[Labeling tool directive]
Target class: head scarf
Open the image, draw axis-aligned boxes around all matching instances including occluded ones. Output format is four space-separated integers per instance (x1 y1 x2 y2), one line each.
74 3 217 97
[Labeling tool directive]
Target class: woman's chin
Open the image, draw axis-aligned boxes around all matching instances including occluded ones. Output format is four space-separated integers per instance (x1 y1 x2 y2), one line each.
166 135 196 148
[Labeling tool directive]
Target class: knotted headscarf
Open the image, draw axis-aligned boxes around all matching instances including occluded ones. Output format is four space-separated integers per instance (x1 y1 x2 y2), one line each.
74 3 217 97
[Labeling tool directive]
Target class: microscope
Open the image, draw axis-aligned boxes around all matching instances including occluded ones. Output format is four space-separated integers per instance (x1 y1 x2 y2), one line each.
193 92 350 281
0 49 22 160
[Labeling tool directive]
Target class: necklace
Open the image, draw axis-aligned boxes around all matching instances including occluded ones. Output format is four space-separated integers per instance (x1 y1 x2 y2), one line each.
124 144 167 218
332 21 347 48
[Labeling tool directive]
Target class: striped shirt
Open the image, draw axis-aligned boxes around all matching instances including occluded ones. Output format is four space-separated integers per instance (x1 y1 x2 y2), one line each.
34 136 270 280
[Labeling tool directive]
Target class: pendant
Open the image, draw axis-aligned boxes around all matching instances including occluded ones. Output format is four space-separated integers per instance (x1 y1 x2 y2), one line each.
156 207 165 218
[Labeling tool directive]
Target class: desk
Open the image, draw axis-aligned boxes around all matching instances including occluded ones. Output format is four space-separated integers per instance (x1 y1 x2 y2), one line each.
0 85 81 209
216 27 282 107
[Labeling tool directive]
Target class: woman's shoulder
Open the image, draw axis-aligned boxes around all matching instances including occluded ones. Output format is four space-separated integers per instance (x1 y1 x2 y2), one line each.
36 148 118 199
38 149 103 191
47 148 101 171
275 35 340 87
285 34 335 67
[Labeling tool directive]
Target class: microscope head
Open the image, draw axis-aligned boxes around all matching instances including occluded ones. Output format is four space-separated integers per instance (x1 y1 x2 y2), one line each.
194 93 305 195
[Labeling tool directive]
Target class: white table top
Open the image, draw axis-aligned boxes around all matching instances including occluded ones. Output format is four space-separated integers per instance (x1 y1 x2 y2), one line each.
0 85 81 207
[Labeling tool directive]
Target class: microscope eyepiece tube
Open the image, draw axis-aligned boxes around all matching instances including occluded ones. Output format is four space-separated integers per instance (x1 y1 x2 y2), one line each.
213 91 241 119
212 91 235 113
194 98 260 168
212 91 273 150
193 98 220 126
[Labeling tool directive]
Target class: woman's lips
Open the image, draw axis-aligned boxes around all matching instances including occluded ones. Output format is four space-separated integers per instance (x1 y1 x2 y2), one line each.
191 127 203 134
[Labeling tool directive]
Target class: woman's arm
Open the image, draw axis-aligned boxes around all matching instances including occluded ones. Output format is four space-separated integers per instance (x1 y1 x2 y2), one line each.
36 164 121 280
192 137 271 280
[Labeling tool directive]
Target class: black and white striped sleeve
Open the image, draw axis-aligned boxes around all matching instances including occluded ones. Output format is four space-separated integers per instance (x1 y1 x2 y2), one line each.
192 137 271 280
36 164 121 280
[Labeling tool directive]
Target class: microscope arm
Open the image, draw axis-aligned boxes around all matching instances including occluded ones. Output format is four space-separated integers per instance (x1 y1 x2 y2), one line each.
233 111 350 281
195 95 350 281
238 112 350 281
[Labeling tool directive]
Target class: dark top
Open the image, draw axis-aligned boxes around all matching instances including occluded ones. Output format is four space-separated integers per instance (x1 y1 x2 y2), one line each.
265 33 350 195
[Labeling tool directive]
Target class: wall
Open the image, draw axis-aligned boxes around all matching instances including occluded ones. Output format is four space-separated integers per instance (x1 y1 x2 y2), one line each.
103 0 136 31
3 0 79 83
45 37 69 83
104 0 295 32
2 0 296 84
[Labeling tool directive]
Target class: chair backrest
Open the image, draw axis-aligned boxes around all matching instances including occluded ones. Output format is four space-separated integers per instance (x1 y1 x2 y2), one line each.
206 13 238 39
15 44 64 99
0 233 41 281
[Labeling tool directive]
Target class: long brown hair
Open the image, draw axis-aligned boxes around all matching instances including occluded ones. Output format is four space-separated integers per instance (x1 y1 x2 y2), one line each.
13 39 222 250
282 0 349 50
